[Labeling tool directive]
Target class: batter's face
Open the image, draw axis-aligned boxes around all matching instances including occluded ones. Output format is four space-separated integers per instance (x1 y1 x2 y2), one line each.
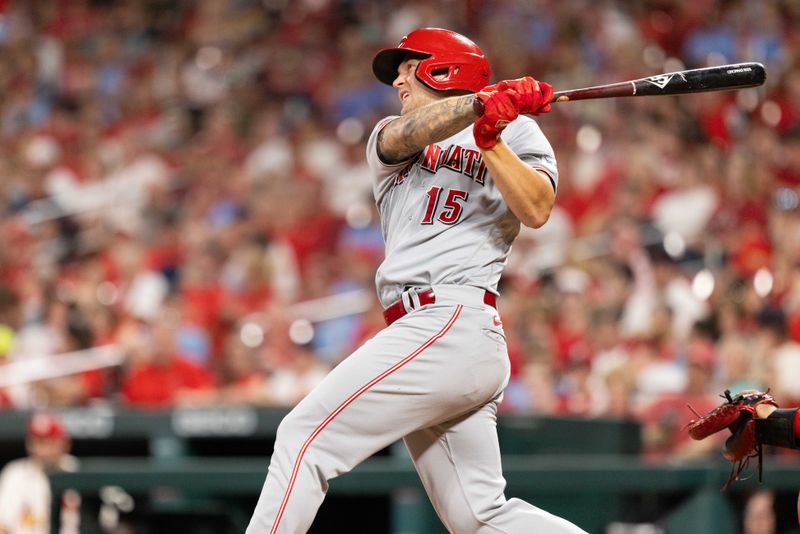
393 58 443 114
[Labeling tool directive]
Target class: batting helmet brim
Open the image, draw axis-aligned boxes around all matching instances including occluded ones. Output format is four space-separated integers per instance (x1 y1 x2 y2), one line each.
372 48 430 87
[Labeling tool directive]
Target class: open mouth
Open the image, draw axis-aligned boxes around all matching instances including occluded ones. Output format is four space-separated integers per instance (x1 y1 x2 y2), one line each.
399 91 409 103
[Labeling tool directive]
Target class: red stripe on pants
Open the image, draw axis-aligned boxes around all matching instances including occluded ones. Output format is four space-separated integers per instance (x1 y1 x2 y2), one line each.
269 305 463 533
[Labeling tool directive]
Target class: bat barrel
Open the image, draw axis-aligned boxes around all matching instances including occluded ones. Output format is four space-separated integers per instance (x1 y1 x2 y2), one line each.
551 62 766 103
632 62 765 96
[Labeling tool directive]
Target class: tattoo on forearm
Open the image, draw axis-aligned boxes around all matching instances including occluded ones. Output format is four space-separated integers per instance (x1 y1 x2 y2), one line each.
381 95 476 163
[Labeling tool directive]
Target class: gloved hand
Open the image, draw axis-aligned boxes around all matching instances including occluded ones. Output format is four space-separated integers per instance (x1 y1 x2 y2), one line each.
482 77 554 116
472 89 520 150
686 389 778 490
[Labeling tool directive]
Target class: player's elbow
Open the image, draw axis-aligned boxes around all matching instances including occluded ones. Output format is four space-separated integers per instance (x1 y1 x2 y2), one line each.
518 170 556 228
518 205 552 229
517 193 554 228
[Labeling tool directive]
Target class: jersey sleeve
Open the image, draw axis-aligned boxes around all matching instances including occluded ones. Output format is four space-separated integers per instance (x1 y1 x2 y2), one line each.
366 116 413 203
503 117 559 192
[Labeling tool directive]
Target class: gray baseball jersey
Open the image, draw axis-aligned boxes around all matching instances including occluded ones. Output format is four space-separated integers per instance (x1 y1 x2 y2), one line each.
367 115 558 307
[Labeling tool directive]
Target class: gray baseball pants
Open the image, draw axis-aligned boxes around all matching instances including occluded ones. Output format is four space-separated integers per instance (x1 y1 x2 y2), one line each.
246 285 588 534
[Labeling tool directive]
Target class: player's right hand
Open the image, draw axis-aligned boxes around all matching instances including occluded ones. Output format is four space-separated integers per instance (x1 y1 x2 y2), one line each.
473 89 520 149
483 77 554 116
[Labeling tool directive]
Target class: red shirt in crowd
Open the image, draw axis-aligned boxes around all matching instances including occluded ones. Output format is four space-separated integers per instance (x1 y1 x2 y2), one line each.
121 355 216 408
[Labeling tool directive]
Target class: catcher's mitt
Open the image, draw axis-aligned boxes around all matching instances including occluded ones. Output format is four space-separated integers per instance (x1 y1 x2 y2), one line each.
686 389 778 490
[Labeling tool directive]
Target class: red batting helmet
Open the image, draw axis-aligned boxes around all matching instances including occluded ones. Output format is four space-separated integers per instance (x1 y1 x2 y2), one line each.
372 28 491 93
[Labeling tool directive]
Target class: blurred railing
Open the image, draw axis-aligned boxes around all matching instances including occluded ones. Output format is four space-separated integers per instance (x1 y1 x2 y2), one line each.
0 408 797 533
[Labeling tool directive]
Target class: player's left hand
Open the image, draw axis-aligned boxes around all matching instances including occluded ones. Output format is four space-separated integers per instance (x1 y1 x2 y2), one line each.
483 77 554 116
473 89 520 149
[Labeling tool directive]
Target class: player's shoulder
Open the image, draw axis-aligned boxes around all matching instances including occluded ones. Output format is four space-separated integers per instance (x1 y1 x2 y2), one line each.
4 457 33 469
368 116 400 151
504 115 549 146
371 115 401 135
0 457 36 478
509 114 542 131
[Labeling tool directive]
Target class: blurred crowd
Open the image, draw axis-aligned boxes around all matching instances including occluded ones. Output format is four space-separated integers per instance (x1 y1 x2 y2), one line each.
0 0 799 462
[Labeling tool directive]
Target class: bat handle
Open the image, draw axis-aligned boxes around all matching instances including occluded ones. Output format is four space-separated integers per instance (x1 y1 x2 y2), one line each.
549 81 637 103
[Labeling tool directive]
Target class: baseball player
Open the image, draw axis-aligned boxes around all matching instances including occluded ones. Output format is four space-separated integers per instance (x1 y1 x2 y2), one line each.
247 28 587 533
0 413 78 534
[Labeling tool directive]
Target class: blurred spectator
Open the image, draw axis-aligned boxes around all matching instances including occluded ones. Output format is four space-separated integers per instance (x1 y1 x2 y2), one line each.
717 335 764 394
220 241 274 322
631 323 683 406
33 302 100 407
109 239 169 324
216 331 268 405
550 272 592 371
761 306 800 406
586 309 636 418
616 226 708 343
503 354 559 415
120 310 216 408
0 412 79 534
263 343 327 406
639 342 722 461
556 356 595 416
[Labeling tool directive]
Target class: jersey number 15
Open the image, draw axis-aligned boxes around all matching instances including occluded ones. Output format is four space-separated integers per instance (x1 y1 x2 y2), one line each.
421 186 469 225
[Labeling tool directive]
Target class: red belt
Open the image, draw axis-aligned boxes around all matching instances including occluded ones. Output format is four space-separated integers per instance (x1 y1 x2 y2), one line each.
383 288 497 326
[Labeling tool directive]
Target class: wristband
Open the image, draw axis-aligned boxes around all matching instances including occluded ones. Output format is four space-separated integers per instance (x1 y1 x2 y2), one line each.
473 94 485 117
756 408 799 449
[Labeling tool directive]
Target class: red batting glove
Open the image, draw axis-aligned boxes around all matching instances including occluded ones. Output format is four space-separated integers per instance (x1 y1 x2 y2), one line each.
473 90 520 150
483 77 554 116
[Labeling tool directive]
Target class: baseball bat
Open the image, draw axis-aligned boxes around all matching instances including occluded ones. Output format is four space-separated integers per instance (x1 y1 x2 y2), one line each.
550 62 766 103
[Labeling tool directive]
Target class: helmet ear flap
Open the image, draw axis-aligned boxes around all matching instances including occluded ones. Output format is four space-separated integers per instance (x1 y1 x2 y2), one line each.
416 56 487 92
416 59 459 88
430 65 459 82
